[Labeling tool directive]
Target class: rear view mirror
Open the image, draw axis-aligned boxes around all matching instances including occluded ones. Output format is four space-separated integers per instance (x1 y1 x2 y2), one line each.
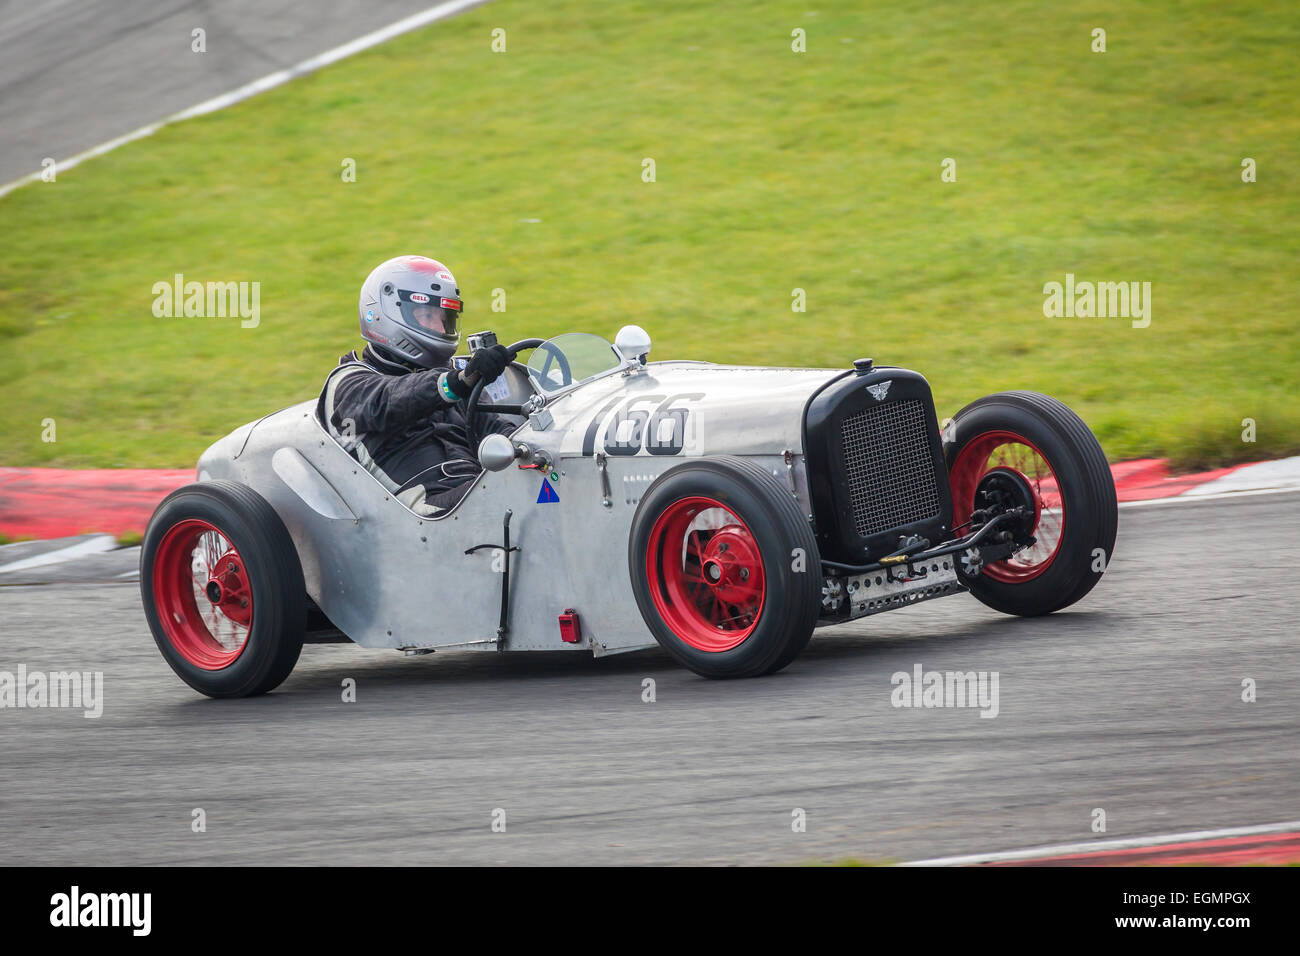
478 433 518 472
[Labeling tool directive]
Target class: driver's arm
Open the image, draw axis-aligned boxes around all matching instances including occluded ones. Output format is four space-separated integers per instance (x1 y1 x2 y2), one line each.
327 345 516 436
330 366 455 435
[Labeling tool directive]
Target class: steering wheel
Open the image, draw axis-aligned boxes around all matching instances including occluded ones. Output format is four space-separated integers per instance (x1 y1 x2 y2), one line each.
464 338 563 455
534 340 573 390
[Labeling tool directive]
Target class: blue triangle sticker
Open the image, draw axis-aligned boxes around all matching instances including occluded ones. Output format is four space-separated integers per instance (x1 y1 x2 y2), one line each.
537 477 560 503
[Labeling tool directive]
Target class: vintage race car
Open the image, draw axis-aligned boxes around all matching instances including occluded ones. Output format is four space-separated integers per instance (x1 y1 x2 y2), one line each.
141 326 1118 698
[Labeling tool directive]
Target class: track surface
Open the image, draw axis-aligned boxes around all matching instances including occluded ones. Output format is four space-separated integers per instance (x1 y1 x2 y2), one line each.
0 0 463 184
1 492 1296 865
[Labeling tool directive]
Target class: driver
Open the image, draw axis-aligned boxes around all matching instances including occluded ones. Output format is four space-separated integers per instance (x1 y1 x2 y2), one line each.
318 255 518 516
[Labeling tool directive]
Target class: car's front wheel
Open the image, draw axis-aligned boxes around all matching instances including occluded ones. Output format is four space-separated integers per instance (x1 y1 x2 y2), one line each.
629 457 822 678
141 481 305 698
945 391 1117 616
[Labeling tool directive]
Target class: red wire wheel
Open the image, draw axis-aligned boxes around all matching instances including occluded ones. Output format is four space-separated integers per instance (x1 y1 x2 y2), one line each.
151 518 253 669
943 392 1117 617
949 430 1064 582
629 457 821 678
142 481 306 698
644 496 766 652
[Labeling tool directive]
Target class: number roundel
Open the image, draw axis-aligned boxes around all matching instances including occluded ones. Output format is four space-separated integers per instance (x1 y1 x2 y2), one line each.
584 393 704 457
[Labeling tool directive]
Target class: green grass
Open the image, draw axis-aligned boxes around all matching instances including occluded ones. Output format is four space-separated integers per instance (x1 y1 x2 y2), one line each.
1 0 1297 468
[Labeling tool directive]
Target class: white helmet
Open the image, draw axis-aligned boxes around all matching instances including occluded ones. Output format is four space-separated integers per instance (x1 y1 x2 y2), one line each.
358 255 463 368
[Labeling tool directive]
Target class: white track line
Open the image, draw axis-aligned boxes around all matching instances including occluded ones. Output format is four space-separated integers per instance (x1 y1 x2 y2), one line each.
0 0 490 199
0 535 117 573
1120 485 1300 509
898 819 1300 867
1183 456 1300 496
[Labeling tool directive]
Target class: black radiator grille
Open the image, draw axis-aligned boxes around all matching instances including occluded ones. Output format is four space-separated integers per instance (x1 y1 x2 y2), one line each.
840 399 942 538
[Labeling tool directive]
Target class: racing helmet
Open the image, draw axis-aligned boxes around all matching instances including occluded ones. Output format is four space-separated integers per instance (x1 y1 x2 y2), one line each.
358 255 463 368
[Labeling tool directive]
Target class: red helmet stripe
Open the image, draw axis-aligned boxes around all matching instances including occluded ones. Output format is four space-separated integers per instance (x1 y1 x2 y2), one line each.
403 257 443 274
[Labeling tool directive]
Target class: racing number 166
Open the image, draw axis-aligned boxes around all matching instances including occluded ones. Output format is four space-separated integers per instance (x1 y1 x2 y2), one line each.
582 393 704 457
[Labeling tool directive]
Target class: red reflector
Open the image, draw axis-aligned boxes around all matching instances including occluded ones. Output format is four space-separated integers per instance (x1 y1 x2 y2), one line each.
558 608 581 643
440 297 461 310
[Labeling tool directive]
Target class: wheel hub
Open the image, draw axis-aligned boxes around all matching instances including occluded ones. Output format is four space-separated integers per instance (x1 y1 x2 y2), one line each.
974 467 1037 543
699 525 764 606
206 556 252 626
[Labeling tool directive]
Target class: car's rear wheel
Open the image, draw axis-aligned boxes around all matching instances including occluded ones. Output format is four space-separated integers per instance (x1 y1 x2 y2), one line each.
945 391 1117 616
629 457 821 678
141 481 305 698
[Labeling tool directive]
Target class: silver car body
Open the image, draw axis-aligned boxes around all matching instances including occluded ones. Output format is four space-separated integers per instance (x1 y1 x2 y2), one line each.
197 338 843 656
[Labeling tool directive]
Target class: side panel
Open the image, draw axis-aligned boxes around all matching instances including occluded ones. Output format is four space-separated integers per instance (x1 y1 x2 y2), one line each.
199 403 648 652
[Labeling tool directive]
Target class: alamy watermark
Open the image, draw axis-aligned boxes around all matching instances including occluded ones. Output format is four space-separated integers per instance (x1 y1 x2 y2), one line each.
152 273 260 328
50 886 150 936
0 665 103 718
1043 273 1151 328
891 663 1000 718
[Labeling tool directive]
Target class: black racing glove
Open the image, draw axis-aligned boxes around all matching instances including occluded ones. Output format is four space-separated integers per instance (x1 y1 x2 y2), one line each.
448 344 513 398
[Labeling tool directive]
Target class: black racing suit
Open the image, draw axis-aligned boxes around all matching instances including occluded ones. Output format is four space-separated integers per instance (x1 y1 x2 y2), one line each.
318 345 516 516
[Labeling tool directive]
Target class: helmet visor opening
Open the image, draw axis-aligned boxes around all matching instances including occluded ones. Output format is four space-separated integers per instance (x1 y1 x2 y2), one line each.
398 292 460 338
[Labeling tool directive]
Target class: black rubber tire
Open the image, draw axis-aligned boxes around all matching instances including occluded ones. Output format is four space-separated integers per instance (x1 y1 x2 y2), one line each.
944 391 1117 616
628 456 822 678
141 481 306 698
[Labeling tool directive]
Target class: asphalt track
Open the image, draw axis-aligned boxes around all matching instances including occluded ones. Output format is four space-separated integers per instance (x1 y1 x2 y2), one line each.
1 491 1296 865
0 0 474 185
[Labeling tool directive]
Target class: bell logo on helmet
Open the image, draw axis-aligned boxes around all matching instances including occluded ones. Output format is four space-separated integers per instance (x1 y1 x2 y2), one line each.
436 271 454 281
410 293 430 304
866 381 892 401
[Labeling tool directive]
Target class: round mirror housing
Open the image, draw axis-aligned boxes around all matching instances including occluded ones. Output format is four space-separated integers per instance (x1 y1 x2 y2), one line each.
614 324 652 364
478 433 518 472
